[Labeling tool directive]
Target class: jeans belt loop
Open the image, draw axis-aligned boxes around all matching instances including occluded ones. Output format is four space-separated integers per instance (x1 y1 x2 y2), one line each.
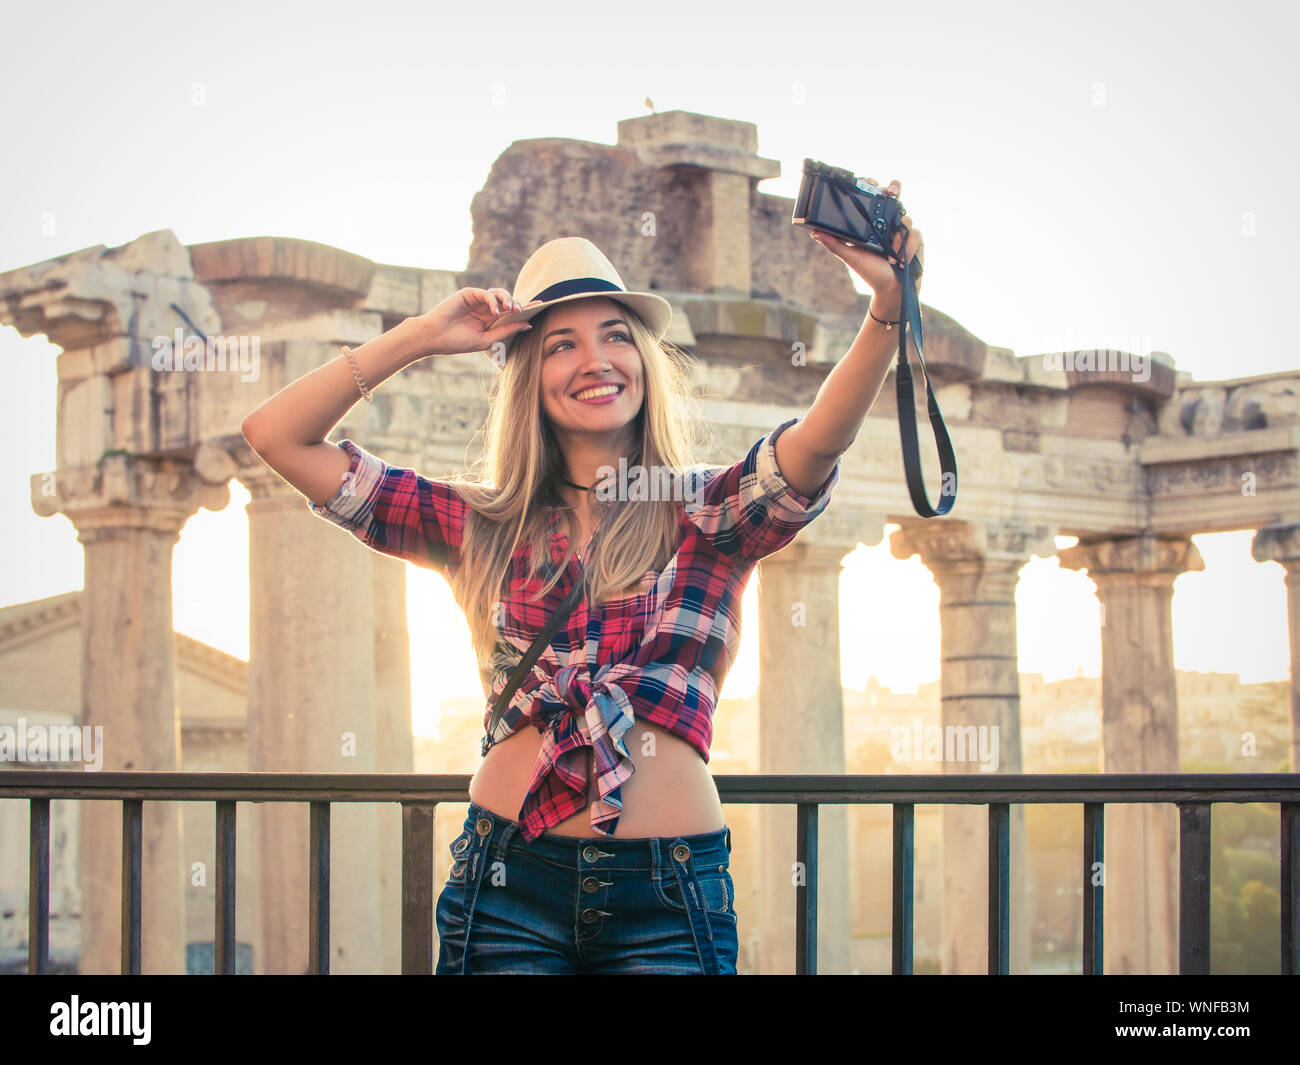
491 818 517 867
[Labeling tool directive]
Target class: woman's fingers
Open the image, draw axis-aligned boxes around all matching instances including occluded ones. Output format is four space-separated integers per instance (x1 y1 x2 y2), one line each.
488 288 528 320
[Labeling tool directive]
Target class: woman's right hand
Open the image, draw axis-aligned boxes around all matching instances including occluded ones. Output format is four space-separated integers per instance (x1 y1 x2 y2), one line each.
414 288 544 359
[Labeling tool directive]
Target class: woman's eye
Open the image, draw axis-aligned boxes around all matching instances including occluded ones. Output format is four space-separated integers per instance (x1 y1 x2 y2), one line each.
547 332 631 356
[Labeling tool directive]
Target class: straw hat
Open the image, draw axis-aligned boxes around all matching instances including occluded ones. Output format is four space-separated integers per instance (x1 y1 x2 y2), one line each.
489 237 673 358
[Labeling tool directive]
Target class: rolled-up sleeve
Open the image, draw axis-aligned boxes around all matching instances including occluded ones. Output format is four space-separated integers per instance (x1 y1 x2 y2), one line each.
684 417 839 563
306 439 466 573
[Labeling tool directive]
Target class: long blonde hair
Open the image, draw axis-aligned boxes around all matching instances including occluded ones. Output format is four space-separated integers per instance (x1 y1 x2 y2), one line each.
448 299 713 692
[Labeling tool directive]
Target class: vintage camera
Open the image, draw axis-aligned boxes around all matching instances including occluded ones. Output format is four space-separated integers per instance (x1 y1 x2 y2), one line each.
792 158 918 273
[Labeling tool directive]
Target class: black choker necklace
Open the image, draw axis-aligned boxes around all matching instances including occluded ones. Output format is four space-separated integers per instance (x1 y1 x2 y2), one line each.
561 476 591 492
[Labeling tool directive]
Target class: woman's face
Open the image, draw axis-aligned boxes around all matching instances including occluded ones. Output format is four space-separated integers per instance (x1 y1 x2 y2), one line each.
537 296 644 444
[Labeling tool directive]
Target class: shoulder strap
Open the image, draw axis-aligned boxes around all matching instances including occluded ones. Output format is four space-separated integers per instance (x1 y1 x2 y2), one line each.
479 517 608 757
480 579 584 757
893 250 958 517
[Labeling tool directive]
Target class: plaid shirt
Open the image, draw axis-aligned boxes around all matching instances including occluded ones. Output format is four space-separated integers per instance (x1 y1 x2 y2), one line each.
306 416 840 841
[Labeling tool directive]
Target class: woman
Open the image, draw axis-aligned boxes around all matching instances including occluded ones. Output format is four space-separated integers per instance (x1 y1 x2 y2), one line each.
240 182 922 974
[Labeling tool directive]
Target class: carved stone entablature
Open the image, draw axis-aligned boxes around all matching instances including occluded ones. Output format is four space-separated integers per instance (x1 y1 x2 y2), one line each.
1158 373 1299 438
1040 452 1139 494
0 229 219 356
30 454 229 537
1143 449 1298 498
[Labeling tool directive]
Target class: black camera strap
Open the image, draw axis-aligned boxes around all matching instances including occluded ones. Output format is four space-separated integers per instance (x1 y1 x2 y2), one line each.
827 177 958 517
892 245 957 516
479 577 584 757
479 517 607 758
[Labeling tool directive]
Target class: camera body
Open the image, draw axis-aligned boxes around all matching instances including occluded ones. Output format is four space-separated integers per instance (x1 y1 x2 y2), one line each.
792 158 907 259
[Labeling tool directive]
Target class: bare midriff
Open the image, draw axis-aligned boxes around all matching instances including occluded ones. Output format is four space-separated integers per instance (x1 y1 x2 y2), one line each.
468 716 725 838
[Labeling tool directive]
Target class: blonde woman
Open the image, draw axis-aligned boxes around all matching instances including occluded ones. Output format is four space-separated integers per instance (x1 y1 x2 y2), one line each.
241 198 921 974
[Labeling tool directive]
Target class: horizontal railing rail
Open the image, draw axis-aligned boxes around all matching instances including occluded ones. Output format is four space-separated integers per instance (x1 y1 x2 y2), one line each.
2 771 1296 975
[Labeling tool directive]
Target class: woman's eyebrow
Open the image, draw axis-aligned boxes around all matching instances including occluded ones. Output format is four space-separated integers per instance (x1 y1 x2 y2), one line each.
543 318 629 342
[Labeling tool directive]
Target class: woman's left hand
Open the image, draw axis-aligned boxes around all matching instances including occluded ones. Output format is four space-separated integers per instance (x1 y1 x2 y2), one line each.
808 178 923 305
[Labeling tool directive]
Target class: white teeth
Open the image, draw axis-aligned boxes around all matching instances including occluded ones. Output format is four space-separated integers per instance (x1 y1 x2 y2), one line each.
573 384 621 400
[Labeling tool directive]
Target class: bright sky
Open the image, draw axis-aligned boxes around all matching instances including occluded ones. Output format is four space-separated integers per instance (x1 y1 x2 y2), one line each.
1 0 1293 734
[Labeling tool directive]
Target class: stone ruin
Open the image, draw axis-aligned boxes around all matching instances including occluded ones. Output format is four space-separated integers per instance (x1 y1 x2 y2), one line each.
1 110 1296 974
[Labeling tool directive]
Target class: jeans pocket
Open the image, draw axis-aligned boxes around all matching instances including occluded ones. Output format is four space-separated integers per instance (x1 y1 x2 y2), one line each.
653 864 737 923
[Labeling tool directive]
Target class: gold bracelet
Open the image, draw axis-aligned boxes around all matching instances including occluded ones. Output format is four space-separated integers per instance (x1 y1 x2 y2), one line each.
342 346 373 402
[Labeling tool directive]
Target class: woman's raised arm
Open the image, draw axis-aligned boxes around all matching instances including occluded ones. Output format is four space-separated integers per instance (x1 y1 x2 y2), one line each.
240 286 538 506
240 316 429 504
779 177 924 497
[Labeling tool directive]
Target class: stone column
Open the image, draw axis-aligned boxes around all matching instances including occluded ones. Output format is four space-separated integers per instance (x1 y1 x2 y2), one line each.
1058 534 1204 974
238 458 384 974
615 110 779 296
755 522 871 974
372 551 414 974
1252 524 1300 773
33 456 229 974
706 170 752 297
891 520 1050 974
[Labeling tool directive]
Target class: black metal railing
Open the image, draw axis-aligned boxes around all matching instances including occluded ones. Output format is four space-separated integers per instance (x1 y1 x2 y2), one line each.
3 771 1297 975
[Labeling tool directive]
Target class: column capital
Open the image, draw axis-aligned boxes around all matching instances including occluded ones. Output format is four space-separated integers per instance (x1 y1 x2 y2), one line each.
31 454 229 541
758 539 856 574
759 503 886 566
1252 522 1300 570
1058 534 1204 590
890 518 1056 570
890 519 1053 605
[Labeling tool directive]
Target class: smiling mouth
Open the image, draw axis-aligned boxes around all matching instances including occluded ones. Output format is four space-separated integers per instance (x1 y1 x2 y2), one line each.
571 383 625 400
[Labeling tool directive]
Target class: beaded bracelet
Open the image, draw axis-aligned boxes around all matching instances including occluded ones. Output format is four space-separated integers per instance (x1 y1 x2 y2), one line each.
342 346 373 402
868 306 902 330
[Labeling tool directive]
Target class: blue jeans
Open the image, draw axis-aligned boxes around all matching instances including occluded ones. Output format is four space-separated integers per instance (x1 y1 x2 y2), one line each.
435 801 739 974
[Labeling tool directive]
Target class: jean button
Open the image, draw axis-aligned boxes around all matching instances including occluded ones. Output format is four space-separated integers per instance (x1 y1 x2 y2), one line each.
582 845 600 862
476 817 492 836
453 837 469 854
581 908 601 924
582 876 602 893
672 843 690 862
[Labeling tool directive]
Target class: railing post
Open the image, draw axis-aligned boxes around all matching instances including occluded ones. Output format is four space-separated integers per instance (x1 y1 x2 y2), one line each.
401 801 437 974
988 803 1010 974
28 798 50 975
795 803 818 975
215 801 237 975
1282 803 1299 975
1178 802 1212 974
308 802 330 974
1082 803 1105 975
891 803 914 975
121 799 142 975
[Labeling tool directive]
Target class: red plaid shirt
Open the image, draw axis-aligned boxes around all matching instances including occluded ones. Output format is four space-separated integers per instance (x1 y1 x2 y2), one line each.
306 417 839 841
